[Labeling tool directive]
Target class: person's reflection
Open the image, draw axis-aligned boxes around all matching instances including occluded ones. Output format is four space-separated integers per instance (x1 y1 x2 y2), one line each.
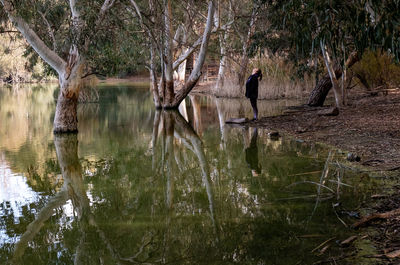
245 127 261 176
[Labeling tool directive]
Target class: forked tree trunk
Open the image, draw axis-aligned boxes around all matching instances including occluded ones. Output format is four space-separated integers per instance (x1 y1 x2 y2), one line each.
307 51 359 107
167 1 215 108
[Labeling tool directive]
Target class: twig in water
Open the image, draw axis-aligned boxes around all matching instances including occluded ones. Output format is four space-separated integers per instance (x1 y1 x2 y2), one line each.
333 204 348 227
287 181 335 193
311 237 336 253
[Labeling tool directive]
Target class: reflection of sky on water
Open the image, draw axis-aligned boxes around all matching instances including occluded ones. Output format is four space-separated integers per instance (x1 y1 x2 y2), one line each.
0 157 75 245
0 159 38 245
0 159 38 219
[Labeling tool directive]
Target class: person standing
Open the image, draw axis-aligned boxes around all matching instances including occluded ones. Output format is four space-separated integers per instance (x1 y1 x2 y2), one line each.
245 68 262 121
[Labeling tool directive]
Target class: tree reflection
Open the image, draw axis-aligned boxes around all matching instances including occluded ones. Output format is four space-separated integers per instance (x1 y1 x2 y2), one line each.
152 110 218 237
10 135 90 264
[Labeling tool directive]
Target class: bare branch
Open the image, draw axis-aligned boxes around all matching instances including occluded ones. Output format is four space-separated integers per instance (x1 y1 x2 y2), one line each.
38 10 57 51
97 0 116 26
172 20 233 71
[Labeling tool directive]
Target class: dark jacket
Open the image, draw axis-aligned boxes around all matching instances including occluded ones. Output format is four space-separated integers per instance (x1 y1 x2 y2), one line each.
245 74 259 99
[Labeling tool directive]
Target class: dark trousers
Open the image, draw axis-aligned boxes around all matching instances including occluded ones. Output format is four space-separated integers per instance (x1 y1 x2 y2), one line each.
249 98 258 119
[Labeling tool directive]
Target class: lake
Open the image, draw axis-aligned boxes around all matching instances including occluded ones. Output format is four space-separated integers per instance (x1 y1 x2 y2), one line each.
0 83 381 264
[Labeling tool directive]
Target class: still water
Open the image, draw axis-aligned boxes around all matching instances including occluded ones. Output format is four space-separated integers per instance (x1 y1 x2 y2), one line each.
0 84 380 264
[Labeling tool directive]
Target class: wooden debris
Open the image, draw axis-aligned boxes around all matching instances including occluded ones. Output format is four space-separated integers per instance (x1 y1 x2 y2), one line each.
317 107 339 116
225 118 248 124
319 245 330 255
311 237 335 253
340 235 357 247
353 208 400 228
296 126 307 133
385 249 400 258
371 194 387 199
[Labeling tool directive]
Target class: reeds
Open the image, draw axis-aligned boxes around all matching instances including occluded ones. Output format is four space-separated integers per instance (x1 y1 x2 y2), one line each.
212 55 315 100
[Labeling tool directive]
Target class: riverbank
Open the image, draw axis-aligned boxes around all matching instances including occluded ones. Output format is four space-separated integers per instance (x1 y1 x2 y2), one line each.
249 90 400 263
252 91 400 171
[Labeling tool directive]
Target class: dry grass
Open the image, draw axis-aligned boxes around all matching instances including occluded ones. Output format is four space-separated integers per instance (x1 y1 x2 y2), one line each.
212 55 315 100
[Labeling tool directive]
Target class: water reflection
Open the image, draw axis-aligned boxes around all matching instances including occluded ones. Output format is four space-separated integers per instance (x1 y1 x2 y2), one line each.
152 110 217 234
0 84 384 264
244 128 261 176
11 135 87 264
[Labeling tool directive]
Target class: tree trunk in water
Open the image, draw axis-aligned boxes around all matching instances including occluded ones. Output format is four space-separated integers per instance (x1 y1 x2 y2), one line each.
54 61 84 133
169 1 215 108
150 42 161 108
307 51 359 107
54 92 79 133
162 0 175 108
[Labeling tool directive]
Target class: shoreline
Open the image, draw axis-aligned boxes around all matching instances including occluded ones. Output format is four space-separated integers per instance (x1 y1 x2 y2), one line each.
250 92 400 172
105 77 399 172
247 90 400 262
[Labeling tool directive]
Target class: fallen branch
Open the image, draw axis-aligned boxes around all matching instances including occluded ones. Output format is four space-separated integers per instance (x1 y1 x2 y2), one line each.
353 208 400 228
311 237 335 253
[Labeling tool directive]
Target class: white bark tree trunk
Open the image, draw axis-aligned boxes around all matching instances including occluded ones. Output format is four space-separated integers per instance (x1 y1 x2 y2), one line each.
320 41 343 108
163 0 175 106
150 42 162 108
216 2 232 90
171 0 216 107
237 5 257 87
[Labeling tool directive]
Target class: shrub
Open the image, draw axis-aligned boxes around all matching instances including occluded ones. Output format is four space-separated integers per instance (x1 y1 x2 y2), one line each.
352 49 400 90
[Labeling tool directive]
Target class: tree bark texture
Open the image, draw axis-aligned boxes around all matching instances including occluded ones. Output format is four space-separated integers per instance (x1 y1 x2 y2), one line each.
54 57 84 133
307 51 359 107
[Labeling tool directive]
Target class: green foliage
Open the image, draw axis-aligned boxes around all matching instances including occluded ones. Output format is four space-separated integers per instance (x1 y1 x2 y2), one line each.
352 49 400 89
0 34 52 82
257 0 400 71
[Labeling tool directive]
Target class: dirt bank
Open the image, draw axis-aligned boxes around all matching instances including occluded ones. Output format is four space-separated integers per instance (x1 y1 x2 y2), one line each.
252 91 400 171
249 90 400 263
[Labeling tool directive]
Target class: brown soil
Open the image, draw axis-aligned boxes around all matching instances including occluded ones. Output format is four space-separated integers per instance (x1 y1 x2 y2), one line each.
253 91 400 171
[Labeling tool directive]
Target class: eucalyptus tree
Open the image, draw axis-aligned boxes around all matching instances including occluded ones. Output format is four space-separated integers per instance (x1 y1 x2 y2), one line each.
128 0 217 109
259 0 400 108
0 0 121 133
234 0 263 87
213 0 266 89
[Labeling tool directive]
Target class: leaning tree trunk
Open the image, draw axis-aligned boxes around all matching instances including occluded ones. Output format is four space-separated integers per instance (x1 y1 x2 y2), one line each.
307 51 359 107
